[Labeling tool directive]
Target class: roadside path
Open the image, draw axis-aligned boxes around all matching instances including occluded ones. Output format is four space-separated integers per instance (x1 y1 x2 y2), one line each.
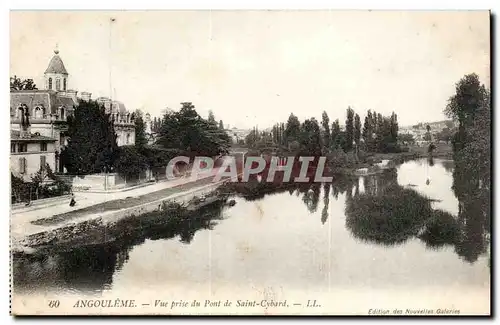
10 169 223 242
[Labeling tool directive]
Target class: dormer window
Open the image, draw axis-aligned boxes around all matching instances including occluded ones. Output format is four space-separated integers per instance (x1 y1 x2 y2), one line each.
48 78 53 90
34 106 43 119
63 78 67 91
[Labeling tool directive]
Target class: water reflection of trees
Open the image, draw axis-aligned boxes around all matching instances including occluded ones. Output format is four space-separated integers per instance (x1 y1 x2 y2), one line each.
344 165 490 264
12 200 227 294
453 176 490 264
321 183 330 224
345 171 433 246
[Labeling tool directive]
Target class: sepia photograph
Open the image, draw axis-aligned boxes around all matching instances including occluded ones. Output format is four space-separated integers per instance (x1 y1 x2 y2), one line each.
9 10 491 316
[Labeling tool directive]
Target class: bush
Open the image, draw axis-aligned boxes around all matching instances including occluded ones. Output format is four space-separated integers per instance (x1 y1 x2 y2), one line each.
11 168 72 203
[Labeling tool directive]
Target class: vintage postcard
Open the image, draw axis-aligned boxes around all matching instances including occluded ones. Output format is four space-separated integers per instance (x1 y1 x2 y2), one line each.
9 10 490 316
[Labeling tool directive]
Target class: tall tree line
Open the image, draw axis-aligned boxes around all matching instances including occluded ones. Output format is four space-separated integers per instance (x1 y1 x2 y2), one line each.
245 107 400 155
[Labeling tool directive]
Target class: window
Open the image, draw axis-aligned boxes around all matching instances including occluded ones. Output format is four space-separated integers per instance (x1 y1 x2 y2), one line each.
40 155 46 170
18 143 27 153
63 78 67 91
10 143 16 153
126 133 130 144
60 107 65 120
40 142 47 152
56 78 61 91
35 106 42 119
19 158 27 174
48 78 53 90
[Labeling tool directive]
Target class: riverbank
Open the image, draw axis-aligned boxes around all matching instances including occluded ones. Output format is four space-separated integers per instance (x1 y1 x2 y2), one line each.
14 195 228 257
11 170 230 255
333 144 453 176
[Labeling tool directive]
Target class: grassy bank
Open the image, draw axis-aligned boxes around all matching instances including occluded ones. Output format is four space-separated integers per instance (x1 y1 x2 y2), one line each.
31 176 217 226
16 196 228 255
330 143 453 176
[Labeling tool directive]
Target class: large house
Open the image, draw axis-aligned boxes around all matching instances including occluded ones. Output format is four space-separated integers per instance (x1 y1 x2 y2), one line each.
10 48 136 179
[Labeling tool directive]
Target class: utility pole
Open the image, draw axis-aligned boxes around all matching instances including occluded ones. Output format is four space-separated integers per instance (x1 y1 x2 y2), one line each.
109 17 115 101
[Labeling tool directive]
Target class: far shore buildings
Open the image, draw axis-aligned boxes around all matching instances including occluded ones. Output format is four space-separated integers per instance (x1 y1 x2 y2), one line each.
228 127 251 144
10 49 136 181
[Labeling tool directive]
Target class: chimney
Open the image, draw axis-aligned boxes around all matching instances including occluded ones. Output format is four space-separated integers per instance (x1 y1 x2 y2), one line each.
81 92 92 102
65 90 78 103
19 104 31 139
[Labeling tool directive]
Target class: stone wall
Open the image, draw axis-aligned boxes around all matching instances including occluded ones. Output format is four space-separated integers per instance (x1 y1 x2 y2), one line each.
71 172 152 192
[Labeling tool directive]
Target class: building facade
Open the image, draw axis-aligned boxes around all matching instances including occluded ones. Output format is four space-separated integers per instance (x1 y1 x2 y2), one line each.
95 97 136 146
10 49 137 178
10 130 57 182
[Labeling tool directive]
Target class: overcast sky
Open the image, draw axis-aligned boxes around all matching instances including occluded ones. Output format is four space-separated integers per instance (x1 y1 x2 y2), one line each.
10 11 490 129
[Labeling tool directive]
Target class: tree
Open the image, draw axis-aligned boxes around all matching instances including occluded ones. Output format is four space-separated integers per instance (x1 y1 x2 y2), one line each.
321 111 331 153
446 74 490 207
219 119 224 130
61 99 118 174
10 75 37 90
390 112 399 143
208 110 216 124
284 113 301 145
152 117 158 132
245 127 261 148
156 102 231 156
134 109 148 147
446 73 489 153
445 73 488 128
331 119 341 150
345 107 355 152
115 145 148 179
354 113 361 147
362 110 374 151
279 123 285 146
299 118 322 156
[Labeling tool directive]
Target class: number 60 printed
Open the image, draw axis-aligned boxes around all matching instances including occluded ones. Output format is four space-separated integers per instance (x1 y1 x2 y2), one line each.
48 300 60 308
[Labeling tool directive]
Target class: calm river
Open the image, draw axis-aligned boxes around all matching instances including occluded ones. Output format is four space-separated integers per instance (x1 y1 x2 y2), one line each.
12 158 490 314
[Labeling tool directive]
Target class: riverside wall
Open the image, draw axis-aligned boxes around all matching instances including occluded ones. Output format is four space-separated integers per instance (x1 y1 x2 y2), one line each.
15 180 228 254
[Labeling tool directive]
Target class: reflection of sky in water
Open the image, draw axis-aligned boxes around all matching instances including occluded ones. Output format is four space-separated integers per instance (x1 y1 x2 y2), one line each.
397 159 458 215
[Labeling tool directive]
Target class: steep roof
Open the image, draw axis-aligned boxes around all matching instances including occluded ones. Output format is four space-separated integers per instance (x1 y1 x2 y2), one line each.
44 50 68 75
10 90 76 115
10 130 57 142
